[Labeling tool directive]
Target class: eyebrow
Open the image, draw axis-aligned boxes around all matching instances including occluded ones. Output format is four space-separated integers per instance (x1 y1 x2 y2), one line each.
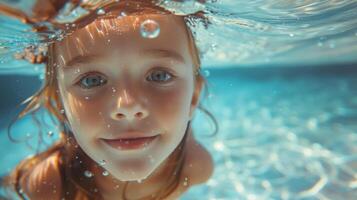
63 49 185 69
140 49 185 63
64 54 104 68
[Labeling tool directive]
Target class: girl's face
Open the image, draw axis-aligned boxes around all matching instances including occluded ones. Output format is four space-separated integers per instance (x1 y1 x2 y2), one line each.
55 14 201 181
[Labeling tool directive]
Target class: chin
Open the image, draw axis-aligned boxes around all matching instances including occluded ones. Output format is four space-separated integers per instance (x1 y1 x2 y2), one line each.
108 159 157 181
116 172 150 181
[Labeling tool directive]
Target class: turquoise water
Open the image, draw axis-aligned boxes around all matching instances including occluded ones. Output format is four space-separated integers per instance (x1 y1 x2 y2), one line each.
0 0 357 199
1 66 356 199
1 0 357 71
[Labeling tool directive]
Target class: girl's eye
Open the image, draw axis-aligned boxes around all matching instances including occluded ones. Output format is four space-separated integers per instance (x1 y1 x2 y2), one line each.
77 74 107 89
146 69 174 83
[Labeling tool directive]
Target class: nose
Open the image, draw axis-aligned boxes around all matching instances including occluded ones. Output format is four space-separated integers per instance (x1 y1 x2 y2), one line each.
110 89 149 121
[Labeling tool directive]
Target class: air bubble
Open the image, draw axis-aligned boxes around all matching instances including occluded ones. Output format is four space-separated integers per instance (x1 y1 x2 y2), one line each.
47 131 54 137
84 170 93 178
119 11 127 18
102 171 109 176
140 19 160 39
85 96 90 100
183 177 189 186
203 69 210 77
98 159 106 166
211 43 217 50
97 8 106 15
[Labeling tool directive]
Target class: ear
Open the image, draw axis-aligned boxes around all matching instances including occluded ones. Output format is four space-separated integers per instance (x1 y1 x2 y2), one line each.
189 77 204 120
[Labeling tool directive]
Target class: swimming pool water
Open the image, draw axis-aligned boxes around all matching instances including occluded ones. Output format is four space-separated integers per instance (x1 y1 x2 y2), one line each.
0 0 357 199
1 0 357 72
1 66 356 199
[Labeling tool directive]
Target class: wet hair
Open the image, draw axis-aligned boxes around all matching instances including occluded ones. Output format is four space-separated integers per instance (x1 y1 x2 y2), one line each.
0 1 218 199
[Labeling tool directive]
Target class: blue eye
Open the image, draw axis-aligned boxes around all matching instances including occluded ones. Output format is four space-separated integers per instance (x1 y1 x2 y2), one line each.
147 69 174 83
78 74 107 89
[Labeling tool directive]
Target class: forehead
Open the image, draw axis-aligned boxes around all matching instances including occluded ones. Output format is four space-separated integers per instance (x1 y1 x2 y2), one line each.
54 14 191 66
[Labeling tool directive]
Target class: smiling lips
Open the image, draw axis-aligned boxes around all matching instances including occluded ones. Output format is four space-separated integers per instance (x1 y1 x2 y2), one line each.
102 135 159 150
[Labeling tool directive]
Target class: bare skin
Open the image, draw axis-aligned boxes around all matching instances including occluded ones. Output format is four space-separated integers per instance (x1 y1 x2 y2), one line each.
19 129 213 200
19 14 214 200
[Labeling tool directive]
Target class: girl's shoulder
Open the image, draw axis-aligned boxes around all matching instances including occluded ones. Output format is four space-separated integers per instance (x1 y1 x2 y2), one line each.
184 129 214 185
165 130 214 200
19 150 63 200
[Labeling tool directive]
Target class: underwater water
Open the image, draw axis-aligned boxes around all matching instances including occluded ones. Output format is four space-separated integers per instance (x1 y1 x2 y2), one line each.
0 0 357 199
1 66 356 200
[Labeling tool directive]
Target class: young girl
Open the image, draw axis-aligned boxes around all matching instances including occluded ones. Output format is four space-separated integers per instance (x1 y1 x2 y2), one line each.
1 1 217 199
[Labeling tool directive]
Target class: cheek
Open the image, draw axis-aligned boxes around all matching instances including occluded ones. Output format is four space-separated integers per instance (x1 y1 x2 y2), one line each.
59 77 193 136
62 91 105 135
146 83 193 125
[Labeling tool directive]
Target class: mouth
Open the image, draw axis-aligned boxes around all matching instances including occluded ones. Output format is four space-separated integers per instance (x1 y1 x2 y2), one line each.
101 135 159 151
